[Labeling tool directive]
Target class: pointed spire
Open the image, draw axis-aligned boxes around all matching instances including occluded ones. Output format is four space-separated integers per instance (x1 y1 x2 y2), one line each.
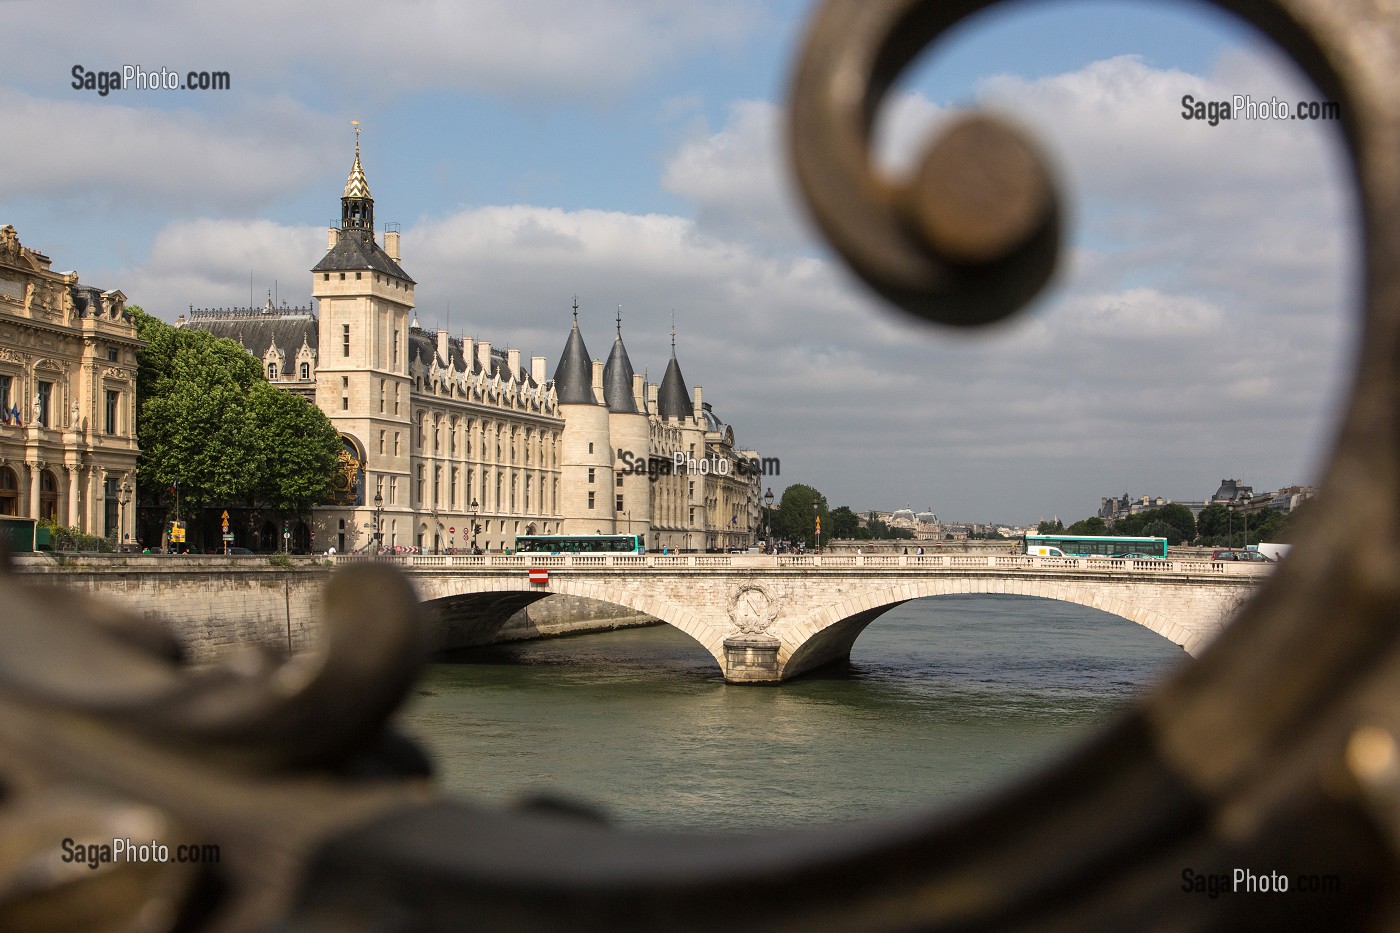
657 318 692 421
341 121 374 234
603 307 637 414
553 300 595 405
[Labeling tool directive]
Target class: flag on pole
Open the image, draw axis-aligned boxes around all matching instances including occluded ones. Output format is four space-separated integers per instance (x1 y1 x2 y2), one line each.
10 404 20 427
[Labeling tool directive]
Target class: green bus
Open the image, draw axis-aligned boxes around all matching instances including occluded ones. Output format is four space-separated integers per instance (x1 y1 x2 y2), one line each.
1023 534 1168 559
514 534 645 554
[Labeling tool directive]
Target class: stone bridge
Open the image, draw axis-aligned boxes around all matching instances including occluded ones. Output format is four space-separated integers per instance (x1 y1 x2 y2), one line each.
340 552 1270 683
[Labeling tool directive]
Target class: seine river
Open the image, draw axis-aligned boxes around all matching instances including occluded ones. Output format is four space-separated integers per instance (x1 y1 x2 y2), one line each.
395 595 1185 833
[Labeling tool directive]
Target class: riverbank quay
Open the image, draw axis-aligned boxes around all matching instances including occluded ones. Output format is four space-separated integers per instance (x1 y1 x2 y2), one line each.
9 552 658 660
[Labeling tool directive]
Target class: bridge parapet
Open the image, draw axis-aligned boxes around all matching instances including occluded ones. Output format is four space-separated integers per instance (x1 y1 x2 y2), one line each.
333 551 1273 577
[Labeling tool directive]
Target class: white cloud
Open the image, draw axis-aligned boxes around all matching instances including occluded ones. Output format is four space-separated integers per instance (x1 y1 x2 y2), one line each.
2 0 762 102
92 46 1358 521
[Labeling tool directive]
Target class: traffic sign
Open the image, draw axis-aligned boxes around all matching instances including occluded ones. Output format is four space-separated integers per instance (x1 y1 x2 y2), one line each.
283 531 290 539
221 510 229 520
449 526 456 534
222 533 234 541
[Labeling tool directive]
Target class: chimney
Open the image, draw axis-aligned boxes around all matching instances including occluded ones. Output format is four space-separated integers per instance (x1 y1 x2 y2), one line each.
327 227 340 249
384 229 401 261
531 355 546 385
462 337 474 372
436 330 449 364
591 360 604 404
693 385 703 420
477 340 492 372
632 373 646 413
647 382 658 410
507 347 521 379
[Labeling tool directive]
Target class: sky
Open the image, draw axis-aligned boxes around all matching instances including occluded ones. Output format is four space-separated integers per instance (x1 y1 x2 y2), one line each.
2 0 1358 525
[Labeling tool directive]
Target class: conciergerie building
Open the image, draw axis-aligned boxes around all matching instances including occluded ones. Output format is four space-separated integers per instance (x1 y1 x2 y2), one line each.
179 138 763 553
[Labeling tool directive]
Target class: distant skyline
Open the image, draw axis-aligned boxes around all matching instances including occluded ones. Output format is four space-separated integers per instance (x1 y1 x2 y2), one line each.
3 1 1356 522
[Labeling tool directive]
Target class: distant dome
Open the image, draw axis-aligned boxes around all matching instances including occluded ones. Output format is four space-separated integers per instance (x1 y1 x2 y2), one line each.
892 509 916 523
916 512 936 524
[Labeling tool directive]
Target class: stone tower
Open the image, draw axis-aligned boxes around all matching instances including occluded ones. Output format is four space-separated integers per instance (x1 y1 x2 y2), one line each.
310 130 415 545
603 309 651 545
553 302 612 534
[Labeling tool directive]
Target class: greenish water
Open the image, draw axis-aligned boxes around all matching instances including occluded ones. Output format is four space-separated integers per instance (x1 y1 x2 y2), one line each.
395 594 1184 832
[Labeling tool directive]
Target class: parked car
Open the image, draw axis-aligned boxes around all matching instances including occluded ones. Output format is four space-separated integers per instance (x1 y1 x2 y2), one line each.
227 547 254 555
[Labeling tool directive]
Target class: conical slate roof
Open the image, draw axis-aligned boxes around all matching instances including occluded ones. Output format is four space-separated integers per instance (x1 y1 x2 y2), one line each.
553 314 595 405
657 354 692 421
603 324 638 414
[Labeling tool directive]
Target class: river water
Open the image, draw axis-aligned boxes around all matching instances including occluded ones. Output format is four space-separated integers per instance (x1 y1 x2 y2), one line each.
395 594 1185 833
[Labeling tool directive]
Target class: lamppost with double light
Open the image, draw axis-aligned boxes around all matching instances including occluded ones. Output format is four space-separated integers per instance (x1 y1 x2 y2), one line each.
373 491 384 553
118 481 132 551
468 498 479 553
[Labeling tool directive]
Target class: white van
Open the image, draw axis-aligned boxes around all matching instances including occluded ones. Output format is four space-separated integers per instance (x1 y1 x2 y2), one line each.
1027 545 1065 557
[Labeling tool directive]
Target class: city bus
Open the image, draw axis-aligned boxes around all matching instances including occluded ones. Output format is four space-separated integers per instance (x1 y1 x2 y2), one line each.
1022 534 1168 559
514 533 645 554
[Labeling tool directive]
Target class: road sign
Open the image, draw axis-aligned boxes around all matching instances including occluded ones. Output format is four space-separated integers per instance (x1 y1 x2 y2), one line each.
283 531 290 540
528 568 549 584
222 533 234 541
221 510 229 520
449 527 456 534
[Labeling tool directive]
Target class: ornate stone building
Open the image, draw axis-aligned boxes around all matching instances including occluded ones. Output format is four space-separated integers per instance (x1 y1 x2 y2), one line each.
0 224 142 542
181 139 761 552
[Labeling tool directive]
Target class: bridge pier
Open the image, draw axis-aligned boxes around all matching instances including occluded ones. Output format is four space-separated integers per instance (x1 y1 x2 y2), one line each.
723 634 782 684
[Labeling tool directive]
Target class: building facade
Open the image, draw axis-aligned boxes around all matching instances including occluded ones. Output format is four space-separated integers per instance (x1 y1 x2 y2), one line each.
180 140 761 552
0 224 142 543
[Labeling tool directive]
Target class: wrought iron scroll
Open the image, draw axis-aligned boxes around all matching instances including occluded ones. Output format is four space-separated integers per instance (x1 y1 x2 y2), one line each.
2 0 1400 929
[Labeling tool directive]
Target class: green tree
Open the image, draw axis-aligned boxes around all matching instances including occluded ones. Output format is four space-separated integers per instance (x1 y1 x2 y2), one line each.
772 484 826 547
1066 516 1109 536
828 505 862 539
245 381 342 514
132 307 341 527
1037 518 1064 534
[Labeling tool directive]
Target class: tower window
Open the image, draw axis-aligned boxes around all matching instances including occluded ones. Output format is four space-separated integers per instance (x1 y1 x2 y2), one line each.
588 492 595 510
342 324 350 357
339 273 345 280
355 272 362 280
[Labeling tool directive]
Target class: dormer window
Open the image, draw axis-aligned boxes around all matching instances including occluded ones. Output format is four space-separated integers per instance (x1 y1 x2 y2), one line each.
267 362 278 380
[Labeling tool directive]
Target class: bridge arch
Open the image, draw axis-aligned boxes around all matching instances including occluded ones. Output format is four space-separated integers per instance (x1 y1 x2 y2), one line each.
780 578 1183 680
415 577 728 671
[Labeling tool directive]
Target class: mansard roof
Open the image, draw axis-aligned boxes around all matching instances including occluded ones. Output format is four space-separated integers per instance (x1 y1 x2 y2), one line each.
657 354 692 421
602 330 638 414
311 230 414 282
552 316 595 405
182 303 318 359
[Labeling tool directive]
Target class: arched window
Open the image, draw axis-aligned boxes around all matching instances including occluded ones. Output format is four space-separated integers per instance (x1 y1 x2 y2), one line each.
40 469 59 522
0 467 18 516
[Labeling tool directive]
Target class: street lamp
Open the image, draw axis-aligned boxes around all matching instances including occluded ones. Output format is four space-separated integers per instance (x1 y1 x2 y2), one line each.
763 487 774 552
813 499 821 554
373 491 384 553
468 498 479 553
118 481 132 551
431 507 440 555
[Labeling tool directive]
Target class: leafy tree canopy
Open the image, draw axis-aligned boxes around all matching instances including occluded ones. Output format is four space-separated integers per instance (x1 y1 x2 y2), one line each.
131 307 341 518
